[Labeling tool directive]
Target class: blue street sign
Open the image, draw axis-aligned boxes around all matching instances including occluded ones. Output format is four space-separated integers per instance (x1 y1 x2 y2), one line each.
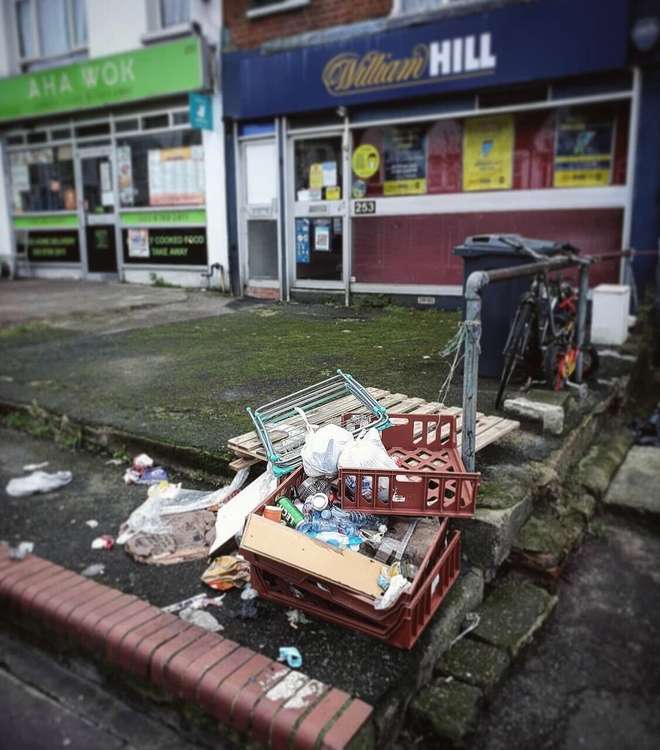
189 92 213 130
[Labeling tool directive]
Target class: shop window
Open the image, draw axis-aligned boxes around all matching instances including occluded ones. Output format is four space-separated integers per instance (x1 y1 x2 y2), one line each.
294 138 343 202
351 101 628 199
143 114 170 130
295 217 343 282
26 131 48 143
15 0 88 67
172 111 190 126
51 127 73 140
159 0 190 28
75 123 111 138
116 130 204 208
9 146 76 213
114 119 140 133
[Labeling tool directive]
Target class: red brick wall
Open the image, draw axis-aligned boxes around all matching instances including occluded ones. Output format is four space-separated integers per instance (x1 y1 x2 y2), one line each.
224 0 393 50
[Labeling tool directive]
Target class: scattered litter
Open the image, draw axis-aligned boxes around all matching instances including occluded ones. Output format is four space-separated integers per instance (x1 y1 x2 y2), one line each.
124 466 168 485
286 609 311 630
179 607 223 632
105 458 124 466
374 575 411 611
6 470 73 497
91 535 114 550
85 520 98 529
162 592 225 614
631 406 660 447
159 469 249 516
123 510 215 565
238 600 258 620
277 646 302 669
133 453 153 469
450 612 481 647
240 583 259 601
22 461 49 472
9 541 34 560
81 563 105 577
209 467 278 554
201 554 251 591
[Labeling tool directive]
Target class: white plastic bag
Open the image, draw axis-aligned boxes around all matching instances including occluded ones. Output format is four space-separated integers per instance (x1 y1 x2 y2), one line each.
301 423 353 478
6 470 73 497
338 428 398 471
374 575 412 610
116 491 170 544
209 464 278 554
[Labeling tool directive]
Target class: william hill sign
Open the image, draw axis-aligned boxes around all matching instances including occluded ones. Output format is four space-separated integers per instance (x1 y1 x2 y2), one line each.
322 33 496 95
221 0 628 120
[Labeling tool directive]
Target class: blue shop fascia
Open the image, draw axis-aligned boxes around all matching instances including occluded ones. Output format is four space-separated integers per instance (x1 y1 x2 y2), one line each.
220 0 659 305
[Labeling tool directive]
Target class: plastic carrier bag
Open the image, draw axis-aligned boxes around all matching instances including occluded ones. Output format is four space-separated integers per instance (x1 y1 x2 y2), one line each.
301 421 354 478
337 427 398 471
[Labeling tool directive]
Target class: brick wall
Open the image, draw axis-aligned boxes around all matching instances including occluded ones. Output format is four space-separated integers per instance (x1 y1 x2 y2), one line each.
224 0 392 50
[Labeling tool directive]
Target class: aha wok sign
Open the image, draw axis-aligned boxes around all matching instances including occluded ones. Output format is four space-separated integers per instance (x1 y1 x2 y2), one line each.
0 37 206 123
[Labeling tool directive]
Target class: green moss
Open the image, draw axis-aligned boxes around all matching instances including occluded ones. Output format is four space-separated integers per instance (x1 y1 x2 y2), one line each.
438 638 510 692
410 679 482 744
0 304 459 461
478 477 531 510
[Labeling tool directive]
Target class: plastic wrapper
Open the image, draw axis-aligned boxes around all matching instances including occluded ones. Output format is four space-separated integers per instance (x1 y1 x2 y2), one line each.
337 427 398 471
301 423 353 478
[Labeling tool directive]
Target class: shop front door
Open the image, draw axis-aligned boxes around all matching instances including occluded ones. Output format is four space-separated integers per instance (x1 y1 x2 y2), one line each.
290 134 345 288
77 146 119 276
240 138 279 293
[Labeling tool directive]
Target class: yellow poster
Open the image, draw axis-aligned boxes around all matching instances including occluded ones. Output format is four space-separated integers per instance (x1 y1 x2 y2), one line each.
463 114 514 192
309 163 323 189
352 144 380 179
326 186 341 200
553 116 613 188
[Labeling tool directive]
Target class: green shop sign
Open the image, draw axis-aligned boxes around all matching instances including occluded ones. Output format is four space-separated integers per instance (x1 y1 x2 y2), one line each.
0 37 206 123
13 214 79 229
120 209 206 226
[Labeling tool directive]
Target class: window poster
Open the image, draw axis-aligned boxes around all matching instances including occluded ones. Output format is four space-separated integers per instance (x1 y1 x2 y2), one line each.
117 146 134 206
296 218 311 263
309 163 324 190
127 228 149 258
314 219 331 251
383 126 427 196
148 146 205 206
463 114 514 191
352 144 380 180
553 115 614 188
321 161 337 187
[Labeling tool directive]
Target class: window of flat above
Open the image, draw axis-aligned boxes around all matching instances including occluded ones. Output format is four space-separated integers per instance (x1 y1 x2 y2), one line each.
15 0 87 68
159 0 191 27
246 0 310 19
394 0 485 12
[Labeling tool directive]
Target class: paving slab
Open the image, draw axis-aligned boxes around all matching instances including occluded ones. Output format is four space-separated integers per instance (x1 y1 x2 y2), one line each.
603 445 660 515
409 678 482 745
472 578 557 656
438 638 510 693
469 513 660 750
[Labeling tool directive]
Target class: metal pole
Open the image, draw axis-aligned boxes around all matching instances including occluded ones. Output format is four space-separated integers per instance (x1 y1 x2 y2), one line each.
462 271 489 471
575 260 590 383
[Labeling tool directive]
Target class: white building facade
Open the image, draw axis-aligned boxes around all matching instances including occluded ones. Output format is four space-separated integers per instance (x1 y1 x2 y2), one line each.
0 0 229 288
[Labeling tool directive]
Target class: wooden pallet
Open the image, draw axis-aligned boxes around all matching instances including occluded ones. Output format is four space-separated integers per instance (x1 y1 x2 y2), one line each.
227 387 519 471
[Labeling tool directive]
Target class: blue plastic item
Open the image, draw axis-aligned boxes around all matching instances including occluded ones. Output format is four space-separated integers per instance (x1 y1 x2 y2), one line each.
278 646 302 669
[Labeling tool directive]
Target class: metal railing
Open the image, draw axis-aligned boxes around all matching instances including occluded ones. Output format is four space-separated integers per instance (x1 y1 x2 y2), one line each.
461 253 590 471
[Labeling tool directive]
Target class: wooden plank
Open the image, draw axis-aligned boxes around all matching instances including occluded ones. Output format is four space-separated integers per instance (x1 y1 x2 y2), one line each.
229 456 259 472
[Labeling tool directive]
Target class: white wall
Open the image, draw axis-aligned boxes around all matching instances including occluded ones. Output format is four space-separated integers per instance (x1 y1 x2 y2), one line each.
0 143 14 264
87 0 149 57
203 94 229 288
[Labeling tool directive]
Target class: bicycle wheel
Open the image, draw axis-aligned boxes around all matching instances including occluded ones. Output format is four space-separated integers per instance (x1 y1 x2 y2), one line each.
581 346 600 380
495 302 534 409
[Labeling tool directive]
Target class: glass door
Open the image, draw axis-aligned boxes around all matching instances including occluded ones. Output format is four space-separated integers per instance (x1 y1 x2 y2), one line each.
240 139 279 288
77 145 118 275
291 134 344 286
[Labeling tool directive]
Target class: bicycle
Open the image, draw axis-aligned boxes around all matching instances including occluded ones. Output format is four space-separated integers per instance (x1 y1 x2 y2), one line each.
495 271 599 410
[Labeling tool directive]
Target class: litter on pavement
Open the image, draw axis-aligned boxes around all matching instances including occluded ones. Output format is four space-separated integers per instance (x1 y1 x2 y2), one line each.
286 609 311 629
162 593 224 614
278 647 303 669
123 510 215 565
81 563 105 577
9 541 34 560
179 607 223 632
85 519 98 528
6 470 73 497
22 461 49 471
123 453 169 485
201 554 251 591
91 535 114 550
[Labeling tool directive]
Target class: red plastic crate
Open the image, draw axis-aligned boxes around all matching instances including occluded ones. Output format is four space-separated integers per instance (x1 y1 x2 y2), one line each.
338 413 480 517
240 466 462 649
